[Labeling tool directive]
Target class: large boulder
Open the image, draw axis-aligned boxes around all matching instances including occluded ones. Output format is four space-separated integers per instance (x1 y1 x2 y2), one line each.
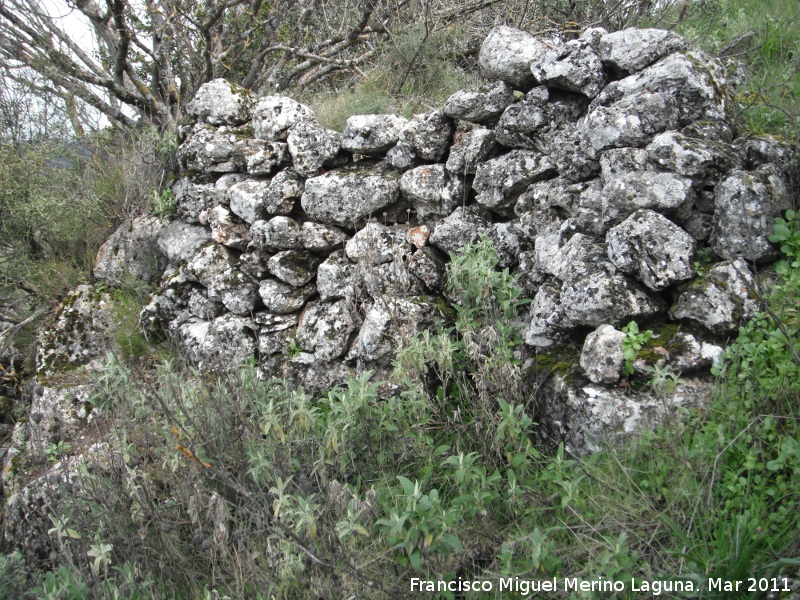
341 114 407 155
474 150 556 212
252 96 316 141
531 39 607 98
93 216 165 284
287 120 343 177
597 28 687 74
157 220 212 266
296 300 358 361
443 81 515 123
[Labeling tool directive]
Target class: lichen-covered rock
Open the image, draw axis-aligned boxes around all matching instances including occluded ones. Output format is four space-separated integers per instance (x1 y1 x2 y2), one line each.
710 166 791 262
584 51 729 157
228 178 269 223
429 206 492 254
211 314 258 365
599 147 652 184
526 270 663 347
186 78 253 125
317 251 361 301
157 221 212 266
27 385 94 463
93 216 165 284
580 324 626 384
244 141 289 176
301 222 348 251
606 209 696 290
301 163 402 227
489 221 528 268
173 178 220 224
250 216 303 251
473 150 556 212
548 122 600 182
238 249 271 279
445 127 496 174
357 296 436 364
576 170 695 234
187 288 224 320
597 28 687 74
346 222 410 265
341 114 408 155
258 279 316 314
670 258 758 333
186 243 236 287
256 312 299 356
296 300 358 361
388 110 454 166
359 258 424 298
580 91 680 159
647 131 740 179
479 26 555 88
401 164 464 221
265 170 305 215
543 232 609 282
207 205 250 249
287 120 343 176
531 39 607 98
495 86 587 151
208 269 259 316
36 285 116 375
178 124 259 173
252 96 315 140
669 332 724 373
443 81 515 123
539 374 711 454
407 246 447 291
268 250 321 286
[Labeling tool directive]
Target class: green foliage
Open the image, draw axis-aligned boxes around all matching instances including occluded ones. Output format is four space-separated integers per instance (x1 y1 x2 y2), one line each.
620 321 654 377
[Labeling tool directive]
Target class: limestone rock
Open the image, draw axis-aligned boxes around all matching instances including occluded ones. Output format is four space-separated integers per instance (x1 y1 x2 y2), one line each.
287 120 343 177
36 285 116 375
207 205 250 249
296 300 358 361
531 39 607 98
429 206 492 254
474 149 556 212
250 216 303 251
345 222 410 265
187 78 253 125
606 209 696 290
479 26 556 88
258 279 316 314
301 222 348 251
187 288 224 320
228 178 270 223
93 216 165 284
670 258 758 334
489 221 528 268
495 86 587 151
387 110 454 166
341 114 408 155
669 332 724 373
401 164 464 221
252 96 316 141
301 163 402 227
526 270 663 347
710 166 791 262
357 296 436 364
443 81 515 123
178 124 260 173
317 251 361 301
157 220 212 266
598 28 687 74
580 324 626 384
268 250 321 286
647 131 740 180
265 170 305 216
580 91 680 159
27 385 94 463
244 141 289 176
186 243 236 287
445 127 496 175
407 246 447 291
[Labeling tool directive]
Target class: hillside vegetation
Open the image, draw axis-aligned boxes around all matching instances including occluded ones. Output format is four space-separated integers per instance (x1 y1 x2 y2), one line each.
0 0 799 598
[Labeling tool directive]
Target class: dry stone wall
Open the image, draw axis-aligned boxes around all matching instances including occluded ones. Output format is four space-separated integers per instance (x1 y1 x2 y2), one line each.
135 25 796 450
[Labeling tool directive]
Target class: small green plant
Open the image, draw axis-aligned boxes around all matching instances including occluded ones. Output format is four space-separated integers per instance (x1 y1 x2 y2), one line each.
644 363 684 397
46 440 72 463
620 321 654 377
150 187 176 222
